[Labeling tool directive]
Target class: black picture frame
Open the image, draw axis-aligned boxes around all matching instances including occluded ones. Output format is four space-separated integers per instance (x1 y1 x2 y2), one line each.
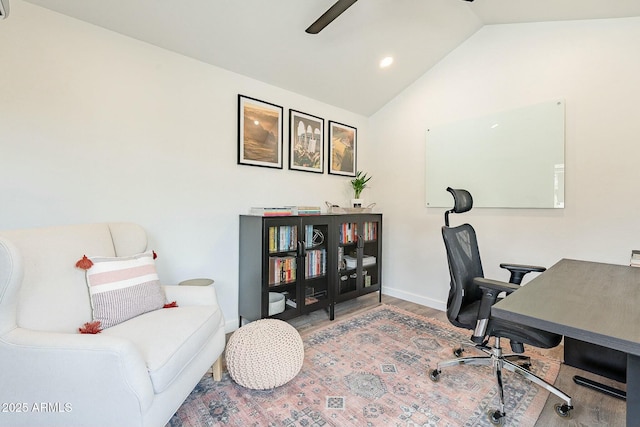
289 109 324 174
328 121 357 177
238 95 283 169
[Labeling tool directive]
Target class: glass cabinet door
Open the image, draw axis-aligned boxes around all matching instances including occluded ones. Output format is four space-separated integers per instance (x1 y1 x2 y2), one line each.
300 219 331 312
336 215 381 299
337 220 359 295
360 219 380 290
265 220 300 318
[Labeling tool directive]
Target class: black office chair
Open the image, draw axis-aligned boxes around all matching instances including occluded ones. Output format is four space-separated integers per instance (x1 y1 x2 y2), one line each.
429 187 573 425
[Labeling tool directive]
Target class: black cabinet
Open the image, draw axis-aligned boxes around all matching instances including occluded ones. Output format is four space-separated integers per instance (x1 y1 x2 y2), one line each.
239 213 382 325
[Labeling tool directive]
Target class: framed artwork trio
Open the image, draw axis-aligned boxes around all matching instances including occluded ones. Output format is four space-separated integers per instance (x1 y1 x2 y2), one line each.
238 94 357 177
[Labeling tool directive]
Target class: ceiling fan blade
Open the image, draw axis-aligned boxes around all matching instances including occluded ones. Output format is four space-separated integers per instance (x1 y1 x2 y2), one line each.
306 0 358 34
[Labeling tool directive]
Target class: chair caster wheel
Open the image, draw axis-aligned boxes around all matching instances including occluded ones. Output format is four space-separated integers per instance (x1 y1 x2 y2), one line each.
429 369 440 382
487 409 505 425
554 403 573 418
453 347 464 357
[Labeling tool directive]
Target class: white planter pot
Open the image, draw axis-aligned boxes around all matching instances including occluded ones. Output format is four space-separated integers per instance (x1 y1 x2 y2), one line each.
351 198 364 208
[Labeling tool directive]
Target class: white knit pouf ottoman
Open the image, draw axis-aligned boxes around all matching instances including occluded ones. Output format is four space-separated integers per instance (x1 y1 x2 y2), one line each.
226 319 304 390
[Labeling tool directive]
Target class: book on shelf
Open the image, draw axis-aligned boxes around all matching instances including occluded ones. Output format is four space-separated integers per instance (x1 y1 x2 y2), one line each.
305 248 327 277
268 225 298 253
362 221 378 241
285 295 321 308
339 222 358 244
268 255 297 286
362 255 376 267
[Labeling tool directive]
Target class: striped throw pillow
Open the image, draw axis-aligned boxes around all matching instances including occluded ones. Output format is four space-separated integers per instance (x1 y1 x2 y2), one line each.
85 250 167 329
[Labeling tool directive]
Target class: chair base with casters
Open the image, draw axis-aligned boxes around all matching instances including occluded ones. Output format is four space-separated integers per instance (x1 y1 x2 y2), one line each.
429 336 573 425
435 187 573 425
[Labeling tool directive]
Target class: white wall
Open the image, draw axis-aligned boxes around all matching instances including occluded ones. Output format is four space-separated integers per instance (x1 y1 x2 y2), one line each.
371 17 640 309
0 1 371 331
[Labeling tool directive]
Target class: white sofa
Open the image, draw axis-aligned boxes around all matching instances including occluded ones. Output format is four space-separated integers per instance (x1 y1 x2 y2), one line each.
0 223 226 427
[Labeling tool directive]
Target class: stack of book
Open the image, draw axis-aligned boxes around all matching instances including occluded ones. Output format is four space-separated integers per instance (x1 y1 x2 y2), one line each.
285 295 322 309
249 207 295 216
249 206 322 216
296 206 321 216
343 254 376 269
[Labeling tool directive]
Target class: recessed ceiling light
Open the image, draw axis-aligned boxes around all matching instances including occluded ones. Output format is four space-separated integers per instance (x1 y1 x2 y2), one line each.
379 56 394 68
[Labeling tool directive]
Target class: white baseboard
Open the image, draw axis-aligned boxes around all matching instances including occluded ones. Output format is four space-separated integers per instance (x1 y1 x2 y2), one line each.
381 286 447 312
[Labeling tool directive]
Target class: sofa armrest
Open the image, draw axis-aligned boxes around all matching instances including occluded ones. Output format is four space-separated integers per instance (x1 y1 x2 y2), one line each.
0 328 155 421
163 283 220 307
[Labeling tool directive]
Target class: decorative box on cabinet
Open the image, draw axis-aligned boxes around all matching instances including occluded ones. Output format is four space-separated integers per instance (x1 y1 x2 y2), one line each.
238 213 382 325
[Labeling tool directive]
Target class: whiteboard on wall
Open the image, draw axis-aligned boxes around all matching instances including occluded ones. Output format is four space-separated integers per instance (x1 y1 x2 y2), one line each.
425 99 565 209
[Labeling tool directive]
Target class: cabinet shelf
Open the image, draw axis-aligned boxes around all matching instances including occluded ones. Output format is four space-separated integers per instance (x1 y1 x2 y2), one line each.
239 213 382 326
268 281 296 289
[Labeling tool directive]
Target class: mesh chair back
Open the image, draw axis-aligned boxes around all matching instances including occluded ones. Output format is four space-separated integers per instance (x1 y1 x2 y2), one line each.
441 223 484 327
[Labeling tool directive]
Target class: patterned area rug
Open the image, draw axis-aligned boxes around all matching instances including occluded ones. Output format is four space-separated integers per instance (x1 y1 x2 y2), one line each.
168 305 560 427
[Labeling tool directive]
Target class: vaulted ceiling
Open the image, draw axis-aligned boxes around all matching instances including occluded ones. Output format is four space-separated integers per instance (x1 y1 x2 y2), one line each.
24 0 640 116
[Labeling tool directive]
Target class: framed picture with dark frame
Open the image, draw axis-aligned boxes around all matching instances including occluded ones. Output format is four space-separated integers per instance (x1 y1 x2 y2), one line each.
289 109 324 174
328 121 357 177
238 95 283 169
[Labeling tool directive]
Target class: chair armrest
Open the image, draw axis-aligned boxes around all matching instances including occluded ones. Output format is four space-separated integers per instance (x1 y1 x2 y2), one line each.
162 283 220 307
0 328 154 417
470 278 521 343
475 277 521 294
500 263 546 284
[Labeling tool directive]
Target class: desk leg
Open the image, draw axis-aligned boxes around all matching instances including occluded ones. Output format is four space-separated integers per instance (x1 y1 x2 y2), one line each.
627 354 640 427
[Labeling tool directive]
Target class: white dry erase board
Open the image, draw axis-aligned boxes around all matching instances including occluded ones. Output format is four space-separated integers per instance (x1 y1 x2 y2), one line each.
426 99 565 209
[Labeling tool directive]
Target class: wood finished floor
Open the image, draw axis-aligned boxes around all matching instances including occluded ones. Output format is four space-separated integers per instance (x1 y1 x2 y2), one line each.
285 293 627 427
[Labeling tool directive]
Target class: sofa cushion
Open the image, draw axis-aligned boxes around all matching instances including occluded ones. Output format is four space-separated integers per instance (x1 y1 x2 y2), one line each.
102 305 224 393
85 251 166 329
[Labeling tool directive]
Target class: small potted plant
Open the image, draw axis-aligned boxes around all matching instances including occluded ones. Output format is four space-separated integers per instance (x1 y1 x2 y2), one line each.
350 171 371 208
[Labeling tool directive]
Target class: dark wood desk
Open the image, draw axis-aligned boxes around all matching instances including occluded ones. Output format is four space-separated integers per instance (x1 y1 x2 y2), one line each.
492 258 640 426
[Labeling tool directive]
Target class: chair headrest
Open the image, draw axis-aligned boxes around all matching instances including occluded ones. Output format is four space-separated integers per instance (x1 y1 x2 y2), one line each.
446 187 473 213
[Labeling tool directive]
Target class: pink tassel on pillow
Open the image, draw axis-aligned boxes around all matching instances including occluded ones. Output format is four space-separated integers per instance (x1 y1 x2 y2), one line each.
79 321 102 334
75 255 94 270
